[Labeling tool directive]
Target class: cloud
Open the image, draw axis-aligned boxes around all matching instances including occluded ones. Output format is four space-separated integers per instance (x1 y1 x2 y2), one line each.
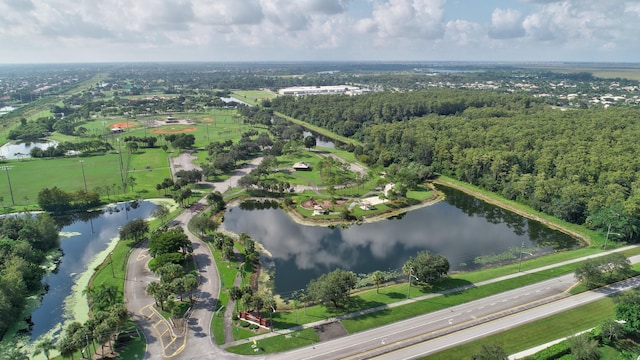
0 0 638 63
357 0 446 44
300 0 351 15
3 0 35 12
489 8 525 39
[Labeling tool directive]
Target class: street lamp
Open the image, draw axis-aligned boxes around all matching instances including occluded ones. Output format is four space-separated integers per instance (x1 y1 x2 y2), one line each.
79 160 87 192
269 305 276 332
407 267 419 299
604 223 622 251
1 166 15 205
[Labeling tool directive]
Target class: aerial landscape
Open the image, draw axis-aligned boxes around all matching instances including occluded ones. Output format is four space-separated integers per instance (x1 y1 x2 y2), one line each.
2 1 640 360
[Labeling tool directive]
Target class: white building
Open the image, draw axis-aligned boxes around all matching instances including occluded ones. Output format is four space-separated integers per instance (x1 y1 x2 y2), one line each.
278 85 366 96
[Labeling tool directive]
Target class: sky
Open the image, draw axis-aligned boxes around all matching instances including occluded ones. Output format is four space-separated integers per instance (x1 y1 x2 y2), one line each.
1 0 639 64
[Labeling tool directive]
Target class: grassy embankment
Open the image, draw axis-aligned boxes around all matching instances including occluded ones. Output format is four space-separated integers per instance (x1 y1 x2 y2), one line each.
435 175 604 247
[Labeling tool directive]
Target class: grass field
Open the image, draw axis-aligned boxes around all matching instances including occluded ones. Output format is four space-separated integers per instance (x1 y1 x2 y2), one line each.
0 107 268 211
428 297 616 359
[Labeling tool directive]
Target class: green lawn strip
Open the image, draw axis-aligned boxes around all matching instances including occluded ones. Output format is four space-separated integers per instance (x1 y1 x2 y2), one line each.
212 317 226 345
226 328 319 355
436 175 602 246
424 298 615 360
231 320 260 341
274 111 361 147
114 329 146 360
206 241 243 344
127 149 172 195
341 263 581 334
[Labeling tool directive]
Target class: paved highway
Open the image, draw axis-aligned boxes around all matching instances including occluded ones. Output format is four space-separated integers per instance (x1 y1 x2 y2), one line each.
126 149 640 359
368 276 640 360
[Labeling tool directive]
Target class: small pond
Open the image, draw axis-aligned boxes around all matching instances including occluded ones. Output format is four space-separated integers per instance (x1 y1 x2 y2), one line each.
29 200 157 341
0 140 57 160
221 186 579 296
303 131 335 149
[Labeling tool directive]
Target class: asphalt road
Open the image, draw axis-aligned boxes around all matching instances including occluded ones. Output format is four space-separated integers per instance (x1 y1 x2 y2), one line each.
127 150 640 359
369 275 640 360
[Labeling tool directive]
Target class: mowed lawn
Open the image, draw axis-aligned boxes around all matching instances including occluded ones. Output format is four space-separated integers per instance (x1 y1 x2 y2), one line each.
0 149 171 206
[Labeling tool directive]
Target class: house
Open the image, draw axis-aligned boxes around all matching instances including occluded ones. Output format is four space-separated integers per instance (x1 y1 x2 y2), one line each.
293 162 311 171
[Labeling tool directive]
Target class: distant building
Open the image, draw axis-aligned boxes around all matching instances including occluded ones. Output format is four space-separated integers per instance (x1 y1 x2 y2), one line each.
278 85 368 96
293 162 311 171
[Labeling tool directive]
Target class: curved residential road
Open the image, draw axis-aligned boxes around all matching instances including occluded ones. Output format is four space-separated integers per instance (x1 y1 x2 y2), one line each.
125 153 262 359
128 150 640 359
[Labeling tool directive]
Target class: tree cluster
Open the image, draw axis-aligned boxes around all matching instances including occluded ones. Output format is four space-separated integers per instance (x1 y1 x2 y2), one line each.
54 282 132 359
0 214 60 338
37 186 101 213
307 268 357 308
574 253 632 289
272 88 640 241
164 133 195 150
146 263 198 314
403 250 450 286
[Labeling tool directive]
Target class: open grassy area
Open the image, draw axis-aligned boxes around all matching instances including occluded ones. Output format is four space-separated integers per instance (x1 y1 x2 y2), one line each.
232 90 277 106
0 107 266 211
426 297 616 359
226 328 319 355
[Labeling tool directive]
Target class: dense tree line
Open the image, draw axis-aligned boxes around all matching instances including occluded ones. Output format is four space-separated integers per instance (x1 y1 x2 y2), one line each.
361 106 640 241
0 214 60 339
271 90 540 139
271 89 640 242
37 186 101 213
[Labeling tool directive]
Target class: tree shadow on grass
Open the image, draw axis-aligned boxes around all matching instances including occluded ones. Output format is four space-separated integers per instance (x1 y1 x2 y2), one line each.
383 291 406 300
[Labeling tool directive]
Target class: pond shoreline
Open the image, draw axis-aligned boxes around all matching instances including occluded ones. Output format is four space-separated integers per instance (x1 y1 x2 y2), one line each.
433 177 592 246
225 185 443 228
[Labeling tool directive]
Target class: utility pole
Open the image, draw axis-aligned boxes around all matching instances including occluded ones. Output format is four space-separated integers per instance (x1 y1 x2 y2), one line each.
80 160 88 192
1 166 15 205
518 241 525 272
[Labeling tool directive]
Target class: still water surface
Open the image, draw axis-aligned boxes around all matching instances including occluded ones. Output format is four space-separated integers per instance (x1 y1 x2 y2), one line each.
30 200 157 341
222 186 579 295
0 140 57 160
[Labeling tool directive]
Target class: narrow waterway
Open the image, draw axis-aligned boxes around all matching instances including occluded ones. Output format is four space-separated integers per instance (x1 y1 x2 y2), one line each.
29 200 157 341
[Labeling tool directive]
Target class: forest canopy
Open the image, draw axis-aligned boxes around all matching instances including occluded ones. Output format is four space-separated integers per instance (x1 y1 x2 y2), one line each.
0 213 60 338
272 89 640 242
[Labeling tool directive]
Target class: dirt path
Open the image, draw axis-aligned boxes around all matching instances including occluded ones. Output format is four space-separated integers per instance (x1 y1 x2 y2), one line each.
434 178 592 245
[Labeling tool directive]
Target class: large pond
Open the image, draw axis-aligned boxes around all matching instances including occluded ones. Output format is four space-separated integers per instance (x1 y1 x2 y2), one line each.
0 140 57 160
29 200 157 341
221 186 579 296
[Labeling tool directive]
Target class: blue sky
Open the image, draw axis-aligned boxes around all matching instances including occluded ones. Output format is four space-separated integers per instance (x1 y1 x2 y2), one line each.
0 0 638 64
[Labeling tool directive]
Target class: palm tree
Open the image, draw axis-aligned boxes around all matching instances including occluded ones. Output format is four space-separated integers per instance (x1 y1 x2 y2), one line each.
371 271 386 294
183 273 199 303
95 284 119 311
146 281 162 307
109 303 129 344
82 285 97 310
33 337 55 360
57 336 76 360
93 323 111 359
229 286 243 312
